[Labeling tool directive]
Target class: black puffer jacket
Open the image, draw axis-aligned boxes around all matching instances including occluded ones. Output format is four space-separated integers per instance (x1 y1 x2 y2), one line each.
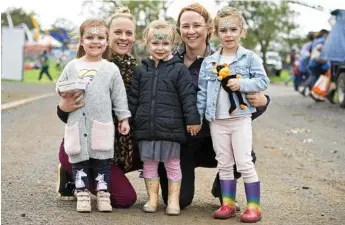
128 56 200 144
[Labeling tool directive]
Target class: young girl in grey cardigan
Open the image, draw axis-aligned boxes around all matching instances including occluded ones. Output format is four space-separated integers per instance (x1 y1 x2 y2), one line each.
56 19 131 213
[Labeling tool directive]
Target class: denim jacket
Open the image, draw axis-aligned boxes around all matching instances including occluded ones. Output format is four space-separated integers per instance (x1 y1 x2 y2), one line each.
197 46 270 121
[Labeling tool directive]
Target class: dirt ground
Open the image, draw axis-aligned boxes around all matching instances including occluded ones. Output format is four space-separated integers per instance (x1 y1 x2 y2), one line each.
1 83 345 225
1 82 55 104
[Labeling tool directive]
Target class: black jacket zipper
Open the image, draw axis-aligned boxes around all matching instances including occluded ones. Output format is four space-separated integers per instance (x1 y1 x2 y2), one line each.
149 68 159 138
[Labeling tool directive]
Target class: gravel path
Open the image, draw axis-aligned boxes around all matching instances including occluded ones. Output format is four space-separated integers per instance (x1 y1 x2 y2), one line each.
1 82 55 104
1 83 344 225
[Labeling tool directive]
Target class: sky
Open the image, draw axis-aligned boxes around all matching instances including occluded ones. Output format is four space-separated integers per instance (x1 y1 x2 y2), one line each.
1 0 345 36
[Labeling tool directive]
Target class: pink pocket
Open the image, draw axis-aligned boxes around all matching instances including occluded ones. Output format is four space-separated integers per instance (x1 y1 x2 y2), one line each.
91 120 114 151
64 123 81 155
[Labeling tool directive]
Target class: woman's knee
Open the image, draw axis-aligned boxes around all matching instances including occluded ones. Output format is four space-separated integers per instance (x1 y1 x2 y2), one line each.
109 165 137 208
179 179 195 209
110 188 137 208
58 139 72 174
251 149 257 163
180 191 194 209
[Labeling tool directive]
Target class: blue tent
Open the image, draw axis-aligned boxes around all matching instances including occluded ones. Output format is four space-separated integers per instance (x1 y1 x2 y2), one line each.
50 28 71 44
60 28 71 42
322 9 345 62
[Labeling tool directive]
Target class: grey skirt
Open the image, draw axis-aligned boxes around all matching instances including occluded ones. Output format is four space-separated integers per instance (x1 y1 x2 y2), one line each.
138 140 181 162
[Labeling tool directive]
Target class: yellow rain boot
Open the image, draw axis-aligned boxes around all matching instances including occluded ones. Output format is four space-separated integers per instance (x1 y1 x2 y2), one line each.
166 180 181 216
143 178 160 213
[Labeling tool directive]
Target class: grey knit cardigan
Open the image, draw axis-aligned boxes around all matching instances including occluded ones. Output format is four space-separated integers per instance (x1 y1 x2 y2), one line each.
56 59 131 163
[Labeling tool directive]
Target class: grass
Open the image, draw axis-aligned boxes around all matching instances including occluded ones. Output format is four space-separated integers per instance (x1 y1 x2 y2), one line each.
269 70 290 83
2 60 61 85
23 60 61 84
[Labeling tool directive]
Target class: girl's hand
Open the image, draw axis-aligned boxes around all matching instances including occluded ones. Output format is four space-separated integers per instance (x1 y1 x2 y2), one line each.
227 79 240 91
59 91 85 112
187 125 201 136
118 119 130 135
245 92 267 107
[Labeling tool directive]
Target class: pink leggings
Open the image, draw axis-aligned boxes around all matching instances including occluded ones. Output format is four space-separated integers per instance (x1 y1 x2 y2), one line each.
59 140 137 208
143 159 181 181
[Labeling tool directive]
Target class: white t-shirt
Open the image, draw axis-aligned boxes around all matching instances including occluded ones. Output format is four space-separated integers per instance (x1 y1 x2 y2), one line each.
216 55 236 119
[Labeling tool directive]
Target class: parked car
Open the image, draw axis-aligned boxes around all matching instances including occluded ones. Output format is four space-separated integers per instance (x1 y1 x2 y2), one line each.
264 51 283 76
322 9 345 108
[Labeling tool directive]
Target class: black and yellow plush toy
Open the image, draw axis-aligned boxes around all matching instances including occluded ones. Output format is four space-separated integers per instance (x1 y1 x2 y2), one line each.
212 62 248 114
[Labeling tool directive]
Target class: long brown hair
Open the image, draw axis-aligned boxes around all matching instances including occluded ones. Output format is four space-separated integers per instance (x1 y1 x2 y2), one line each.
76 19 110 59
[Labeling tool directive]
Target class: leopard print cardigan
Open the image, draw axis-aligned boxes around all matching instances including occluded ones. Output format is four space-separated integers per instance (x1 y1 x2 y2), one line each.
109 53 139 172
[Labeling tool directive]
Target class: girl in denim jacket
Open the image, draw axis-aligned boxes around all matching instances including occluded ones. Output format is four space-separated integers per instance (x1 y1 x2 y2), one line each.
197 7 269 223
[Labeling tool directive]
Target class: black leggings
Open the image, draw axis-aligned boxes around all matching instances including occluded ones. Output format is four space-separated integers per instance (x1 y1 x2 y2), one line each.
158 138 257 209
38 66 53 81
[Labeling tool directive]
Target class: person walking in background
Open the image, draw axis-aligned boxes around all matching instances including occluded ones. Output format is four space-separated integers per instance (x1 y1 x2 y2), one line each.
300 29 330 101
295 32 315 92
284 49 297 86
38 50 53 81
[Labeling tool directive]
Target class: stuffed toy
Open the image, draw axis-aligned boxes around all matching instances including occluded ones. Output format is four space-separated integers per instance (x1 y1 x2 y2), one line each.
212 62 248 114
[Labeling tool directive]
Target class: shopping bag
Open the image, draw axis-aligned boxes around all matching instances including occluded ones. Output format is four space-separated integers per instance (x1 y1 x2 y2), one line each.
312 70 331 97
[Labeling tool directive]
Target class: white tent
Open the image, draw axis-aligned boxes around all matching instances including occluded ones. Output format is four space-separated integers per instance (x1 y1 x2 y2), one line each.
38 34 62 48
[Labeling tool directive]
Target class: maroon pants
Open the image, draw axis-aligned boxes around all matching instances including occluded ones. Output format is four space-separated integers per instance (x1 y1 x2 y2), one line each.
59 140 137 208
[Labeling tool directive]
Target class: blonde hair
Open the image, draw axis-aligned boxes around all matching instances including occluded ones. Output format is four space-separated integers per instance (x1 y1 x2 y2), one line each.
143 20 176 44
76 19 110 59
108 7 136 32
176 3 213 42
214 6 246 35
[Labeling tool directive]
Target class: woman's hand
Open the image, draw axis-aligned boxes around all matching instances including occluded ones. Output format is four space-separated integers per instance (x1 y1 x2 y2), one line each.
187 125 201 136
245 92 267 107
227 79 240 91
58 91 85 112
118 118 130 135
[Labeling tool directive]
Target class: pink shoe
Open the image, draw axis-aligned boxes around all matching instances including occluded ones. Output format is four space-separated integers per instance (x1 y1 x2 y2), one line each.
240 208 262 223
213 205 236 219
241 181 262 223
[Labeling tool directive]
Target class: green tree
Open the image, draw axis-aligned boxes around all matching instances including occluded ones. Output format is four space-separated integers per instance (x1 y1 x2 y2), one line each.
50 18 76 34
283 32 307 52
217 1 299 69
1 7 36 29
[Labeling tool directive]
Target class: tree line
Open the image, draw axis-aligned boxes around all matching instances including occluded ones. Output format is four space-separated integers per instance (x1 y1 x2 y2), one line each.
1 0 308 69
